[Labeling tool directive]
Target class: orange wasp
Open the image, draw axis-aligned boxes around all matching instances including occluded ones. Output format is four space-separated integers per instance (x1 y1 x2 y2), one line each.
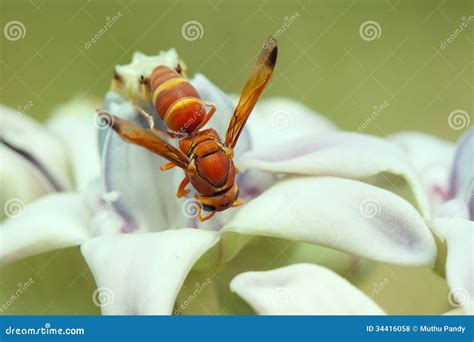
102 39 277 221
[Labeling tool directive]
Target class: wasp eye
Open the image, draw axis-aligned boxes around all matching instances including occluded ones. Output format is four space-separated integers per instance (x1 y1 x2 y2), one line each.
202 204 216 212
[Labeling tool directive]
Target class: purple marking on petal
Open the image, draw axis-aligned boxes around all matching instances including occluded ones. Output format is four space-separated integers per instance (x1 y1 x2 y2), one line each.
375 211 421 248
1 137 65 192
237 169 278 201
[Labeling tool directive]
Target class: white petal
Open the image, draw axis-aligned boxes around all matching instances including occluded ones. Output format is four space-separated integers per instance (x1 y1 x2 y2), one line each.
46 98 101 192
231 263 385 315
245 97 337 149
241 132 430 217
114 49 180 99
101 107 185 232
80 229 219 315
449 128 474 219
223 177 436 266
430 217 474 310
0 192 90 265
1 105 72 192
435 199 469 220
1 147 50 220
391 132 455 212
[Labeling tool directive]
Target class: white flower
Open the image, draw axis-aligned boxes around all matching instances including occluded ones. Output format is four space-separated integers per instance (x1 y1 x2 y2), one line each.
0 50 439 315
392 129 474 313
231 130 474 316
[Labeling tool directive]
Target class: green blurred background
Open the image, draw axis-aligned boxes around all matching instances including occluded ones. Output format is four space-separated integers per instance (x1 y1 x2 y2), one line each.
0 0 472 315
1 0 472 140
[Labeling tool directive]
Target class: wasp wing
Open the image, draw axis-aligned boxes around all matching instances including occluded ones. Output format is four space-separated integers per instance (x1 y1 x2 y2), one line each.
224 39 278 149
102 111 189 169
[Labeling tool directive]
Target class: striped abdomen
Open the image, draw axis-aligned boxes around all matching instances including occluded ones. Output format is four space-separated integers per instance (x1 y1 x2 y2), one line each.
150 66 206 134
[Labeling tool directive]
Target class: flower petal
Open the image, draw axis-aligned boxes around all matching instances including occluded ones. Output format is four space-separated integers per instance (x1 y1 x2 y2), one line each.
449 128 474 219
230 263 385 315
80 229 219 315
46 98 101 192
101 99 185 232
0 192 90 265
391 132 456 213
245 97 337 150
430 217 474 312
241 132 430 217
1 146 51 221
0 105 72 194
435 199 470 220
223 177 436 266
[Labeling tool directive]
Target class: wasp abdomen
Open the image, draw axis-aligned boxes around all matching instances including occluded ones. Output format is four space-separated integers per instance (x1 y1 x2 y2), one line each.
150 66 206 134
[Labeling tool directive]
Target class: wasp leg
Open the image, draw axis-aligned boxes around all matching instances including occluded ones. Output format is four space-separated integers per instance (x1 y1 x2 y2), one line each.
231 198 244 208
195 102 216 131
197 207 216 222
130 98 183 139
194 196 216 222
176 178 190 198
131 98 155 129
160 162 176 171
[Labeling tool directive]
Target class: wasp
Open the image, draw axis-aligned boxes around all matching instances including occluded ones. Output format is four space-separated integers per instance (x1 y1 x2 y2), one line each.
102 39 277 221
